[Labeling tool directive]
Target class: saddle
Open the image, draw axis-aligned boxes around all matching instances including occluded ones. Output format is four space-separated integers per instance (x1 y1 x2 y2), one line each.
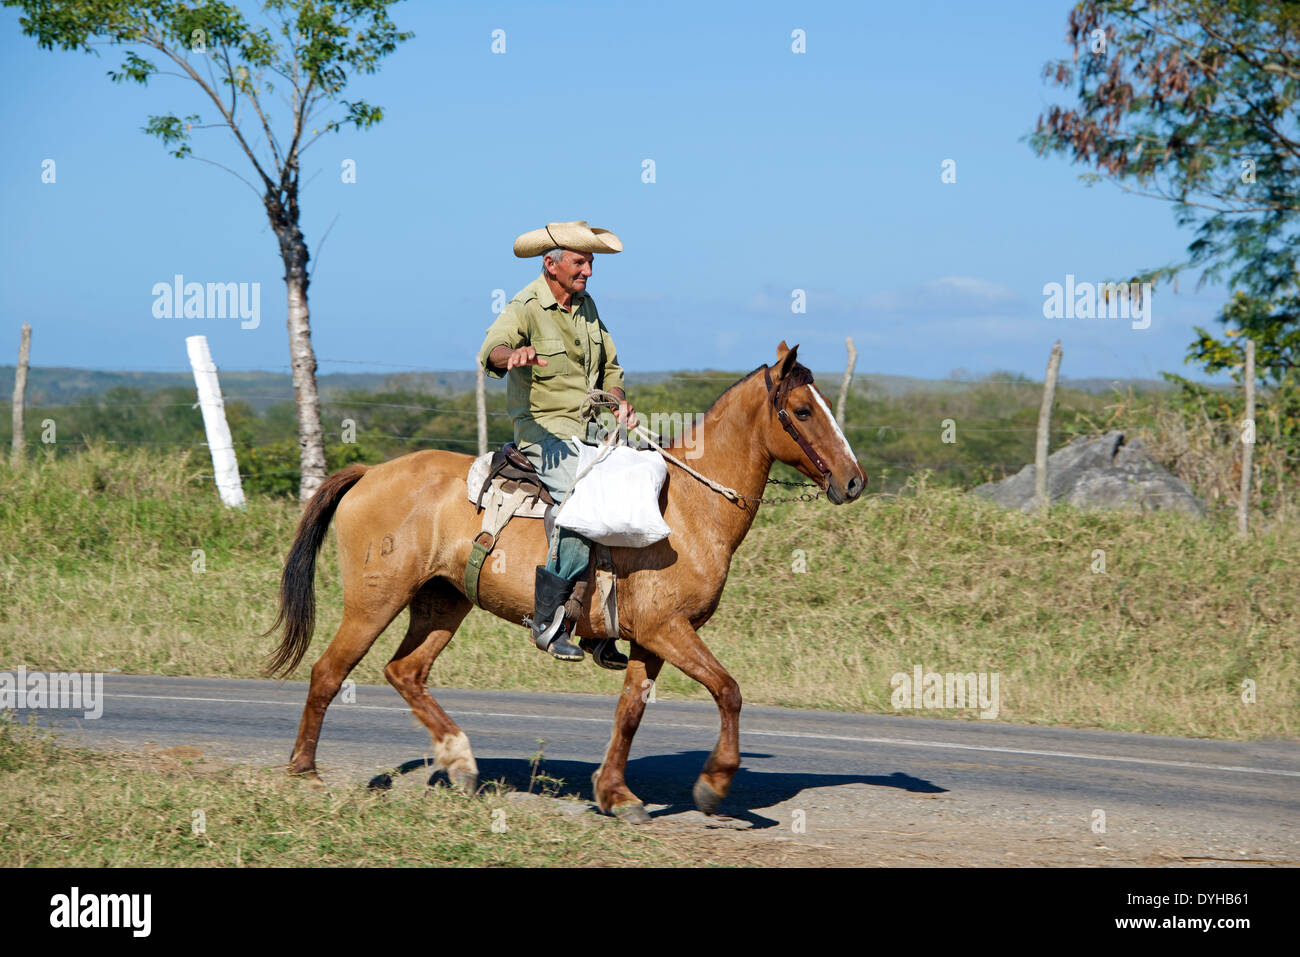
472 442 556 513
463 442 619 639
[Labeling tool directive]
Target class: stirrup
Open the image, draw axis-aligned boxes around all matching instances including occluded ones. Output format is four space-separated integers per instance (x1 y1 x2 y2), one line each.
580 637 627 671
532 610 583 661
530 605 565 651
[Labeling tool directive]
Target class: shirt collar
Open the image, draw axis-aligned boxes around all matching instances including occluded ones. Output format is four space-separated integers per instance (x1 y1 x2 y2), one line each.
535 273 585 310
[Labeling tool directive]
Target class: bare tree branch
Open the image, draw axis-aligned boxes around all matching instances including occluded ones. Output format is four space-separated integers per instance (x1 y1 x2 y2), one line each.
138 27 277 191
308 212 340 281
188 153 263 198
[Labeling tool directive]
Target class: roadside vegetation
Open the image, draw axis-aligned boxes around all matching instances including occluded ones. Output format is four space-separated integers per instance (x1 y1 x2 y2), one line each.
1 369 1292 506
0 716 704 867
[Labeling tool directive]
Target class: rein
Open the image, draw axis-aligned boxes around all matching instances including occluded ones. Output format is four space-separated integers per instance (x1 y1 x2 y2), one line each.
581 371 827 506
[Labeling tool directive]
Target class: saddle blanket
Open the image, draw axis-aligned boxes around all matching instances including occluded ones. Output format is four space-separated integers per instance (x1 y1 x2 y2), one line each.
465 451 550 520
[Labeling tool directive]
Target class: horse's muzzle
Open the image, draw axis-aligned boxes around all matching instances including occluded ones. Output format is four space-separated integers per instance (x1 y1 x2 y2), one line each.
826 474 865 505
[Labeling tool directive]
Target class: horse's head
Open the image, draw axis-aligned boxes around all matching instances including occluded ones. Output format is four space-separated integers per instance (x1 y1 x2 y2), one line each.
763 341 866 504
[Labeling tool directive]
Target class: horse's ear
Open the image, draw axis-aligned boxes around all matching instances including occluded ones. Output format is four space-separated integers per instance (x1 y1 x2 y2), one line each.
774 341 800 381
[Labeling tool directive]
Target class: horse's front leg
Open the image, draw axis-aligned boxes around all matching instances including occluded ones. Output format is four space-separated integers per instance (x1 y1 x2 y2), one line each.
629 615 742 816
592 644 663 823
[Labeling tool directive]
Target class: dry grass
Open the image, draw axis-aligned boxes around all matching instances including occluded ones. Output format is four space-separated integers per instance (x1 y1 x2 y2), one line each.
0 716 714 867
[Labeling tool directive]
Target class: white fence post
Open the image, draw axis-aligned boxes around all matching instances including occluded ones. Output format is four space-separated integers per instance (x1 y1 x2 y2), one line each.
476 362 488 456
186 335 246 508
1238 339 1255 539
836 336 857 428
1035 340 1063 514
11 323 30 466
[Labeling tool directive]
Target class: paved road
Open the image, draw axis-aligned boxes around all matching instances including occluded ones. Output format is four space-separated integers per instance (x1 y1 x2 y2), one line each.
20 674 1300 865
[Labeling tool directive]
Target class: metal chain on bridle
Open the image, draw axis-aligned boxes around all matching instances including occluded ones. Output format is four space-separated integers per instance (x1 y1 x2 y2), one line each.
580 389 825 506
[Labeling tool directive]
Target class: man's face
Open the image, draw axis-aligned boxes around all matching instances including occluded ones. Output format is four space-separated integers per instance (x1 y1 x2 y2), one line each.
546 250 594 297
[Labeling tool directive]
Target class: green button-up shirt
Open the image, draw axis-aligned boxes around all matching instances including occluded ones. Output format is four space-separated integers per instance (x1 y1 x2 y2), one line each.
478 274 626 449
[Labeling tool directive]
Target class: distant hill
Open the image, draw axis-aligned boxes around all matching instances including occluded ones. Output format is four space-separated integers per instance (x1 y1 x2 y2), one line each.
0 367 490 412
0 365 1210 411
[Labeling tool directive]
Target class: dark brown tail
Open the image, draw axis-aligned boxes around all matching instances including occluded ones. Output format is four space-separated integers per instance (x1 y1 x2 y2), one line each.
264 465 370 678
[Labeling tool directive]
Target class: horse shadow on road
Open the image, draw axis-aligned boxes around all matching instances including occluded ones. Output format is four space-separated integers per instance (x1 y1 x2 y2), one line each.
370 750 946 830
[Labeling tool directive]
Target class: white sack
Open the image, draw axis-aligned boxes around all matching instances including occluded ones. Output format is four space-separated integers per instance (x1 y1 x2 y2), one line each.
554 440 672 547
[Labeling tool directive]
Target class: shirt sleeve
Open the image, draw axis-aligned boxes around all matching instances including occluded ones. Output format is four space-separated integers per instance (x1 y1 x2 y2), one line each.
477 303 528 379
598 319 626 395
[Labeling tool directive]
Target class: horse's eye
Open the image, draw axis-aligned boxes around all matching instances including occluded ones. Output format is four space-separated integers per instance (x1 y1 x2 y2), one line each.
795 407 812 420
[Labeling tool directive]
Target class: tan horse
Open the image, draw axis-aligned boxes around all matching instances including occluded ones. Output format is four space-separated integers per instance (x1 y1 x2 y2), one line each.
267 341 865 822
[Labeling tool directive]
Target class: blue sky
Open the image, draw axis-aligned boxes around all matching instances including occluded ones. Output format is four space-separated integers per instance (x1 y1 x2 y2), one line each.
0 0 1233 383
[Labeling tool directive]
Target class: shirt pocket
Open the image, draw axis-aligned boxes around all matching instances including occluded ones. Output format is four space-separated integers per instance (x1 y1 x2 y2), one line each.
530 338 568 378
581 321 602 366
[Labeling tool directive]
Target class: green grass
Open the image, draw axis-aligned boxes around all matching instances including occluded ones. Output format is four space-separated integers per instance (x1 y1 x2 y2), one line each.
0 716 708 867
1 447 1296 740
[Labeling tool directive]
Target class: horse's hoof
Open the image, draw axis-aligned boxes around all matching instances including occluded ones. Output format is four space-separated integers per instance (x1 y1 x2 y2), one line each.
449 769 479 794
612 802 652 825
290 768 327 790
693 778 724 816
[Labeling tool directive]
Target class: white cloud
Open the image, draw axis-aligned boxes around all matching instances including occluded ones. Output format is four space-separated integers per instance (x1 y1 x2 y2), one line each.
862 275 1022 316
926 275 1018 303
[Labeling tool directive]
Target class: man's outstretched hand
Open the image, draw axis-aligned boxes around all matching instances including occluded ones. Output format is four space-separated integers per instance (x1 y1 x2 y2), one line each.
489 344 638 430
507 345 547 371
490 344 548 371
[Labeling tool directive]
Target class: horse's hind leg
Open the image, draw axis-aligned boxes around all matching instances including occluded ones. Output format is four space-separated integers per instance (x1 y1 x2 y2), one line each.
592 645 664 823
383 578 478 791
289 597 408 782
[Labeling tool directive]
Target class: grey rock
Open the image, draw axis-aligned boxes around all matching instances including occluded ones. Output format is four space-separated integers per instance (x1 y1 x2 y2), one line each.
972 430 1204 517
505 791 600 817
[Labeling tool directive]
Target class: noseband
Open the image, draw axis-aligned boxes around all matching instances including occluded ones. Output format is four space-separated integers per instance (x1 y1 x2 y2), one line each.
764 364 832 481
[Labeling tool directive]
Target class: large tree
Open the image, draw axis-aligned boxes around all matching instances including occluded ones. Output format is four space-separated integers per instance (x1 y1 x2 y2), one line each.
1031 0 1300 390
6 0 411 500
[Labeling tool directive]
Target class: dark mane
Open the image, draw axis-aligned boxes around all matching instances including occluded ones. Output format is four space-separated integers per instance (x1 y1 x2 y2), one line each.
703 360 814 417
703 364 767 417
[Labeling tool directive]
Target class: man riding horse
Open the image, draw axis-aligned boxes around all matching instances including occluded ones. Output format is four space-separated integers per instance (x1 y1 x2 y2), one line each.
477 220 636 670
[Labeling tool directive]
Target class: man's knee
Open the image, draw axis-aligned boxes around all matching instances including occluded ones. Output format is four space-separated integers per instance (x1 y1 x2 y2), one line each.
524 439 579 502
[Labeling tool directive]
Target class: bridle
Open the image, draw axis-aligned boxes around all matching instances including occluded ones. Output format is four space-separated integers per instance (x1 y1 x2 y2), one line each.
763 364 832 483
580 368 834 506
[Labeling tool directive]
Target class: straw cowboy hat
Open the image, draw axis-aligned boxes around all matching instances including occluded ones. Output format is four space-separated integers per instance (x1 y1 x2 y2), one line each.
513 220 623 258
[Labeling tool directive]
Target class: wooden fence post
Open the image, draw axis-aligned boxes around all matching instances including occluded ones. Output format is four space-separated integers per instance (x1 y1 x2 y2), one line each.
186 335 246 508
1238 339 1255 539
1035 340 1063 514
476 362 488 456
11 323 31 466
836 336 856 428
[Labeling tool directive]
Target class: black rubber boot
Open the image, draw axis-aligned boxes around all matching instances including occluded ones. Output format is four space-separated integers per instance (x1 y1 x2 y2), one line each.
579 637 628 671
529 566 584 662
